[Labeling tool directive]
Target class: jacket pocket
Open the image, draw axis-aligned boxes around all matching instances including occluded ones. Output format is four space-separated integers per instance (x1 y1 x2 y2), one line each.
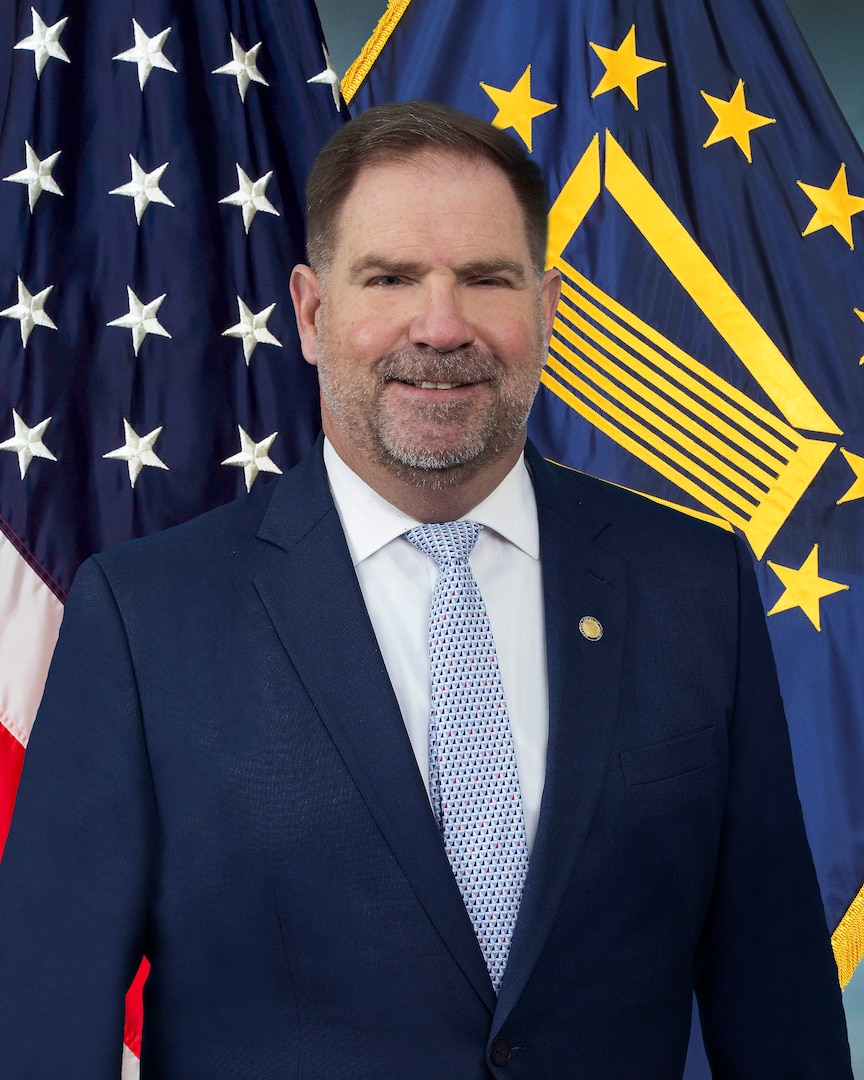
620 726 715 787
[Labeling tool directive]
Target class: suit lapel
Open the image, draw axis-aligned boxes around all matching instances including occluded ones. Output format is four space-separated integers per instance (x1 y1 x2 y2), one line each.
251 446 496 1012
496 448 627 1019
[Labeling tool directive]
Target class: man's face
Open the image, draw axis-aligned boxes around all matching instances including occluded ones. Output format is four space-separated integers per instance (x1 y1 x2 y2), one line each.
291 151 560 494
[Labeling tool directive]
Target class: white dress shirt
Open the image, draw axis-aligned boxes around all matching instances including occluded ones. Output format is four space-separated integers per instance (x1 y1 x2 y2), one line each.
323 438 548 851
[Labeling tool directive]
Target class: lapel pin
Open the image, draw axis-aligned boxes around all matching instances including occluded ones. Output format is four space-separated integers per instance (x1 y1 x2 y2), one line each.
579 616 603 641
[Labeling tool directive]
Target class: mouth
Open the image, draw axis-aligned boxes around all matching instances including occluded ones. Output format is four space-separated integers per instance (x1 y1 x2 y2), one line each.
381 348 499 394
385 375 479 394
409 380 468 390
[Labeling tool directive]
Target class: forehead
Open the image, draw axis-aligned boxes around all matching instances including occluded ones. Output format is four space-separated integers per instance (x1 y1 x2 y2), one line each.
330 151 531 264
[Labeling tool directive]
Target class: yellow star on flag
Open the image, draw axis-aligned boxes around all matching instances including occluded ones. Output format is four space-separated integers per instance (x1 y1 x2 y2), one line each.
798 163 864 249
767 544 849 631
838 449 864 504
701 80 775 163
856 307 864 365
480 66 556 152
589 25 665 111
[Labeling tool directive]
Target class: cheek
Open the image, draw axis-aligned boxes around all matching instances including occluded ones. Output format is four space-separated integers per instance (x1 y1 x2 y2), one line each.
485 316 546 369
340 315 403 361
465 292 545 354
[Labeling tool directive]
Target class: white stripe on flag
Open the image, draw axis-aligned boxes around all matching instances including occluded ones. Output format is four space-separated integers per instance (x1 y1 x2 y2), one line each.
0 532 63 748
121 1041 141 1078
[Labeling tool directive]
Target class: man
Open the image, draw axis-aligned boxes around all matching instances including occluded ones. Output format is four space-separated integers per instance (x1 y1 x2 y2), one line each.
0 101 852 1077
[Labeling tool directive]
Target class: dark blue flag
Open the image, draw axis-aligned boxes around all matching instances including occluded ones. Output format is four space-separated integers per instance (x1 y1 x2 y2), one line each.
345 0 864 1013
0 0 343 1068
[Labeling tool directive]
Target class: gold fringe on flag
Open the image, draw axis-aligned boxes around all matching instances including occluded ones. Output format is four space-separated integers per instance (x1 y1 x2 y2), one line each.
833 884 864 988
341 0 414 105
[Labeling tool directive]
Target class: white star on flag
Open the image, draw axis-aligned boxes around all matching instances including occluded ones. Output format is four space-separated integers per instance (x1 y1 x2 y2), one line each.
14 8 70 79
113 19 177 90
219 165 280 234
212 34 269 102
109 156 175 224
222 426 282 491
0 410 57 479
222 298 282 365
103 420 169 488
3 141 63 212
307 44 341 112
0 277 57 347
107 287 171 355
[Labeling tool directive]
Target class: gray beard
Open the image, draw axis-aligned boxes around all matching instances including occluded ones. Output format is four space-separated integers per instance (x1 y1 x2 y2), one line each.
316 342 543 490
373 347 537 485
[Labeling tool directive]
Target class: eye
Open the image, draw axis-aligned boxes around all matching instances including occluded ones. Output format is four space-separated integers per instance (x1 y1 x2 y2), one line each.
369 275 405 287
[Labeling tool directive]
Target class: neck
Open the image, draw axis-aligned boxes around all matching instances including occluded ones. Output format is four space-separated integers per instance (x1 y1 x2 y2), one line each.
326 432 525 522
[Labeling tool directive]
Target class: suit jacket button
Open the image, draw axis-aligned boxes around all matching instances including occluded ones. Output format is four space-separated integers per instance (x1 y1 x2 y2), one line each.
490 1037 512 1066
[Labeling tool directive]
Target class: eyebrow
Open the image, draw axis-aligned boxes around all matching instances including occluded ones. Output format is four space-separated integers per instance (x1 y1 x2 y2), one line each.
347 256 530 286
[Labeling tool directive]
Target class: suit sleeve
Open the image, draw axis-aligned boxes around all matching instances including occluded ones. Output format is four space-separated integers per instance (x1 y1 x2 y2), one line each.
0 557 156 1077
695 536 852 1077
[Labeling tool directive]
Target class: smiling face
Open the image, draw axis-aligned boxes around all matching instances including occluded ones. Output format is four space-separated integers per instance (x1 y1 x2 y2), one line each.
290 150 561 517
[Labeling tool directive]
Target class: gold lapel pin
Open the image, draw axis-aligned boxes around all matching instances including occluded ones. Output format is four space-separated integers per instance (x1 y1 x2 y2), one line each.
579 616 603 641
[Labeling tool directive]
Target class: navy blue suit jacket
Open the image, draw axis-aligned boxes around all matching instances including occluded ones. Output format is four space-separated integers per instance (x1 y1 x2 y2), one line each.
0 441 851 1078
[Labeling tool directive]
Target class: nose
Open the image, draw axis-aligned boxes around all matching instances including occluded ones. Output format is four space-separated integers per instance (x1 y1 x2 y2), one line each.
408 281 475 352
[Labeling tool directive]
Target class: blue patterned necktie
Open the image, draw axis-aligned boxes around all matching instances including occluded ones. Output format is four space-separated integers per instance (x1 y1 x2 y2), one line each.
404 520 529 992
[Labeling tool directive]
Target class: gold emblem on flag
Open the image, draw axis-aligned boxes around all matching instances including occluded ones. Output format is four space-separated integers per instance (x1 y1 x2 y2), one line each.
544 131 840 559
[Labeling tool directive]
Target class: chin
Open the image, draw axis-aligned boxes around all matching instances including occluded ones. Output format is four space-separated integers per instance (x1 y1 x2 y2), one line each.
383 458 474 492
379 426 486 469
376 432 509 491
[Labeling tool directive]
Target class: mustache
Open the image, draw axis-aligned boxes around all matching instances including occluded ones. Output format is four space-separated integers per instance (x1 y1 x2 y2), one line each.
379 347 500 386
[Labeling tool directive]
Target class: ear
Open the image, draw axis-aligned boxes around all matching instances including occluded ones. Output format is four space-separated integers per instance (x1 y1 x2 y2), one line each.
289 264 323 366
539 267 562 345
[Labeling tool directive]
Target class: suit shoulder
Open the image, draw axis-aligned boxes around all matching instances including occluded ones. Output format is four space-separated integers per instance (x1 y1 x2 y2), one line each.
90 478 276 582
540 453 729 532
531 452 744 577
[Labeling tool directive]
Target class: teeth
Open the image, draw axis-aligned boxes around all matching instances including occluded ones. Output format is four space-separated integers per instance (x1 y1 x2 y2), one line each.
417 381 460 390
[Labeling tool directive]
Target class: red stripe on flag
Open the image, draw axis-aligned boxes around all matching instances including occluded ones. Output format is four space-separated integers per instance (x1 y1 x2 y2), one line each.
124 958 150 1059
0 722 25 859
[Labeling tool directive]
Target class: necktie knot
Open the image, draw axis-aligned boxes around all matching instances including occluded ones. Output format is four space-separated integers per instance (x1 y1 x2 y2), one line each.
403 520 482 566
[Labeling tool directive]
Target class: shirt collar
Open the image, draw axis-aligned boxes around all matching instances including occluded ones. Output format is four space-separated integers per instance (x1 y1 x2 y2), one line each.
323 437 540 567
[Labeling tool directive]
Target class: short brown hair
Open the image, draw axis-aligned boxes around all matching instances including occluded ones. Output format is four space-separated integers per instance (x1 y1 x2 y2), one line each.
304 100 549 275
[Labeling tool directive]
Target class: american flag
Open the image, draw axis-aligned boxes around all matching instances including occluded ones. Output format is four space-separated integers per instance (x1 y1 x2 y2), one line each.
0 0 343 1070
